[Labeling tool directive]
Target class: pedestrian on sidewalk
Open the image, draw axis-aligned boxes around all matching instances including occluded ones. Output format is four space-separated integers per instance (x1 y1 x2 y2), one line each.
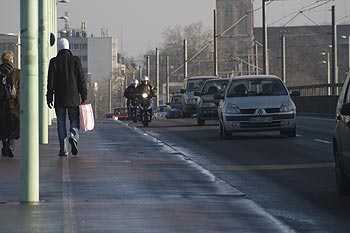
46 38 88 156
0 51 20 157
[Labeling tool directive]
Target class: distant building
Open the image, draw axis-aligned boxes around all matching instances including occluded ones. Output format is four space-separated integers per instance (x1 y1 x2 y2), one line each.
59 22 118 85
254 24 350 86
216 0 254 77
0 33 20 68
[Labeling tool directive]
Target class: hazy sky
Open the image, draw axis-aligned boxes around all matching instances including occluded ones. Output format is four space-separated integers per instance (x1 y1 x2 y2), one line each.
0 0 349 57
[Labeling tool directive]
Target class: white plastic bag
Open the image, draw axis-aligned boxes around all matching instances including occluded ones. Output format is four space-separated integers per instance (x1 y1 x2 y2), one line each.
79 104 95 132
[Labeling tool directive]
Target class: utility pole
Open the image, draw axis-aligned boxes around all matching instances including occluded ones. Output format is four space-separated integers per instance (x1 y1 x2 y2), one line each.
108 77 112 113
146 55 150 79
213 9 218 76
138 65 143 78
183 39 188 78
255 41 259 75
262 0 269 75
156 47 160 106
20 0 39 203
166 56 170 103
281 32 286 83
331 5 338 95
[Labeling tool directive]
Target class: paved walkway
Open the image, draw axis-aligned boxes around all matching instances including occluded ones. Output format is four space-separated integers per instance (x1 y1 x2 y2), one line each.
0 119 295 233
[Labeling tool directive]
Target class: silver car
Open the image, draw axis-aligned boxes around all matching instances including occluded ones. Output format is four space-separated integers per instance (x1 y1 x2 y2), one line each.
217 75 298 139
333 72 350 194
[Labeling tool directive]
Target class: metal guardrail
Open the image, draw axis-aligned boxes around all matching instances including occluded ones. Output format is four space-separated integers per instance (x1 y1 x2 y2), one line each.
287 83 344 96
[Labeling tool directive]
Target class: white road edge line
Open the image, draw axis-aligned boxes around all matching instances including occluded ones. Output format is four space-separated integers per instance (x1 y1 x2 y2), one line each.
313 139 332 144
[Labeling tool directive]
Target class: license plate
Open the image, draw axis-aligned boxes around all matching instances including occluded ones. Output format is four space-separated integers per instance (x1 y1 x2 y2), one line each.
250 116 272 123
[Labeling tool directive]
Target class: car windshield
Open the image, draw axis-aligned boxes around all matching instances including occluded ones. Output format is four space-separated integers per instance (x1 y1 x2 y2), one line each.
227 79 288 97
114 108 127 114
187 79 207 91
201 80 229 95
158 106 167 112
171 96 182 103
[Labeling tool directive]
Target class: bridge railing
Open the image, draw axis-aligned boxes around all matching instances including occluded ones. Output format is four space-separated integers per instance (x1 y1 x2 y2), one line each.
287 83 344 96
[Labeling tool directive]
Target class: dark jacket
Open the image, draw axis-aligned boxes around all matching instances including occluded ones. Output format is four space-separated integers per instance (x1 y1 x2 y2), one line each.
124 85 137 99
136 83 156 98
47 49 87 107
0 63 20 140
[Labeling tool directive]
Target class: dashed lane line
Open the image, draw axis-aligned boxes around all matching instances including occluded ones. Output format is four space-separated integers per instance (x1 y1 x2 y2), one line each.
222 162 335 171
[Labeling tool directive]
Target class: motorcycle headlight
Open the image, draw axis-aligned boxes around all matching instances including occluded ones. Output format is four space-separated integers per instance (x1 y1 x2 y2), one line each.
202 102 216 108
280 101 294 112
142 93 148 98
225 103 241 114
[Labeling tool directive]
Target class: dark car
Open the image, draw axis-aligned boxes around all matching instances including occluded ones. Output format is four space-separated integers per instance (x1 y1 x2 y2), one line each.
180 76 216 117
167 94 183 118
333 72 350 194
196 78 229 125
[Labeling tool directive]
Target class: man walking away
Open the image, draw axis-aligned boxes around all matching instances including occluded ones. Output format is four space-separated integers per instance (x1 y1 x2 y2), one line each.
46 38 88 156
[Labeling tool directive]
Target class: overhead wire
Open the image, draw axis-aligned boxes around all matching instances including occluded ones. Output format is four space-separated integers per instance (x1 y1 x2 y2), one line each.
269 0 333 27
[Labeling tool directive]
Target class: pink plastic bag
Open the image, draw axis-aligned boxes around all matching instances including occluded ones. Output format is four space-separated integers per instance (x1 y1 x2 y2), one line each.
79 104 95 132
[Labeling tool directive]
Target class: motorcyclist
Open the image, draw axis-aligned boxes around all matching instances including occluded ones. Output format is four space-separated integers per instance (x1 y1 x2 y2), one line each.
136 76 156 121
136 76 156 98
124 79 139 118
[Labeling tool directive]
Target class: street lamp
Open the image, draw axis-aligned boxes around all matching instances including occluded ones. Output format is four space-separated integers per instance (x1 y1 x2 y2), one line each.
321 52 331 95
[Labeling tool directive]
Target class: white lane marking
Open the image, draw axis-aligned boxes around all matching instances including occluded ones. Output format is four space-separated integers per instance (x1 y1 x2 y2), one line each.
222 163 335 171
313 139 332 144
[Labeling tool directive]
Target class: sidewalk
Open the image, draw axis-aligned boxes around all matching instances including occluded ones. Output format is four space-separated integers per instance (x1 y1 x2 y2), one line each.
0 119 296 233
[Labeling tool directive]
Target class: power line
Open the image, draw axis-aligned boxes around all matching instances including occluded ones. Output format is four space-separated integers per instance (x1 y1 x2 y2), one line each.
269 0 333 26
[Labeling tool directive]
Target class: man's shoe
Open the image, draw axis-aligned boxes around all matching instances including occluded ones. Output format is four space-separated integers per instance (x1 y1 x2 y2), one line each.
69 137 78 155
6 148 14 157
1 148 7 157
58 152 68 157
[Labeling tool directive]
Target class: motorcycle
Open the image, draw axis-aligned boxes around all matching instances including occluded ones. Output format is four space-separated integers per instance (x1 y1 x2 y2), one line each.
128 98 138 123
138 92 153 127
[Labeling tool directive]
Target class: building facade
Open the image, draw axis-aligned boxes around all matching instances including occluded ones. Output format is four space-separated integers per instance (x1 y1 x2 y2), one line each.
59 23 118 85
216 0 254 77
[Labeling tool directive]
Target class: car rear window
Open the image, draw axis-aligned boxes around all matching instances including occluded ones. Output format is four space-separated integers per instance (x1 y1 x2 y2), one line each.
201 80 229 95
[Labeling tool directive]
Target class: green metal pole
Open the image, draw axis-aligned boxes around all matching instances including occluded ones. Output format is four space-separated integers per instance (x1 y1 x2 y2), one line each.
20 0 39 203
39 0 49 144
47 0 53 126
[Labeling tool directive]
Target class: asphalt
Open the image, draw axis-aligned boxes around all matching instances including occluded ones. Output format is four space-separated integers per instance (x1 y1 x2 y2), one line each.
0 119 297 233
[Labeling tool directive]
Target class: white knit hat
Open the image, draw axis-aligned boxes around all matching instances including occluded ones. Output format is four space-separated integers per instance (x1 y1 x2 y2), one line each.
57 38 69 50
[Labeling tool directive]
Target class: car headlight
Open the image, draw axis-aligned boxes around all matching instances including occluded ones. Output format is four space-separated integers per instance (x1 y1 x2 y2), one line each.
225 103 241 114
280 101 294 112
202 102 216 108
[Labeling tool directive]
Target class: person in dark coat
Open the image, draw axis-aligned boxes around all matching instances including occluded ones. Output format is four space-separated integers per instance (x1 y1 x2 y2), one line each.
46 38 88 156
0 51 20 157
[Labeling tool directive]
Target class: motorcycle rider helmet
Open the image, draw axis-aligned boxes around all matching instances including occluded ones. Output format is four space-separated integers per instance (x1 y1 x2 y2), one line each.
140 75 149 84
131 79 139 85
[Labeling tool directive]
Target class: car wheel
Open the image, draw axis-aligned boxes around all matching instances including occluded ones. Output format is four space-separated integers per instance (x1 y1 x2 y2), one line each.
197 117 205 126
334 144 350 195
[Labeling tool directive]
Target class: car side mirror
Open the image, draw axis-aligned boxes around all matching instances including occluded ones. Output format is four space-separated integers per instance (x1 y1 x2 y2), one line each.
180 89 185 94
290 90 300 97
340 103 350 116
